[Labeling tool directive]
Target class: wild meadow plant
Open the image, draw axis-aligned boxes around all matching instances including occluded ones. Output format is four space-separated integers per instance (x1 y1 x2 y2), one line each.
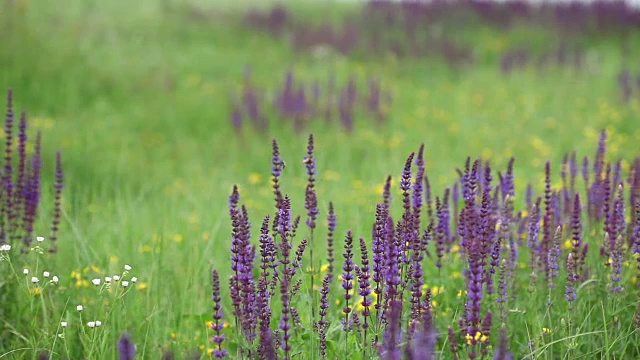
205 130 639 359
0 90 143 359
230 68 390 134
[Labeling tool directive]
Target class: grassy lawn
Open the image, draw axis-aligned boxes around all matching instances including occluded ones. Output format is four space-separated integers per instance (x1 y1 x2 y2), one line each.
1 0 639 358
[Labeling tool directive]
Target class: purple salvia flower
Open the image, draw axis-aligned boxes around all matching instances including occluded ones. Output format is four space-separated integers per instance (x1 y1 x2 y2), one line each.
271 139 285 232
602 164 613 256
452 182 459 234
384 216 401 306
496 259 508 321
408 221 424 321
407 306 436 360
118 331 136 360
609 186 625 293
480 311 492 356
341 230 355 331
570 194 584 281
565 251 577 305
594 130 607 181
48 151 63 253
279 277 292 360
211 269 228 359
278 196 293 283
424 173 434 223
525 183 533 211
304 134 318 230
448 326 460 360
259 216 276 285
326 202 336 278
230 106 242 132
380 299 402 360
256 276 276 360
372 203 387 317
547 226 562 290
228 185 243 321
413 144 425 211
493 325 513 360
13 111 27 240
542 162 554 278
243 82 261 126
435 196 446 269
357 237 372 335
383 175 392 210
3 89 14 244
317 274 331 359
238 206 257 342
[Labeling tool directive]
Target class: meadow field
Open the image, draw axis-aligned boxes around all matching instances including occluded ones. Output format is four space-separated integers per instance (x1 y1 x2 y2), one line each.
1 0 640 358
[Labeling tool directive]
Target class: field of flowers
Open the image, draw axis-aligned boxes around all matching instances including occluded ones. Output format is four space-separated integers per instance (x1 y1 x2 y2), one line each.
1 0 639 359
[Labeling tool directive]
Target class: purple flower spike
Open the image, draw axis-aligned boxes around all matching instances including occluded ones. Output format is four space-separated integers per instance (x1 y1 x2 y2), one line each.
118 332 136 360
326 202 336 278
211 269 228 359
49 151 63 253
304 134 318 231
380 299 402 360
341 230 355 331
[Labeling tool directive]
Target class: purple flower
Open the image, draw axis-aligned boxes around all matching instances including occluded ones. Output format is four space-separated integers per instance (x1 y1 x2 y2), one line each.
372 203 387 317
493 325 513 360
279 277 291 360
118 331 136 360
380 299 402 360
341 230 355 330
304 134 318 230
326 202 336 278
48 151 63 253
317 274 331 358
211 269 228 358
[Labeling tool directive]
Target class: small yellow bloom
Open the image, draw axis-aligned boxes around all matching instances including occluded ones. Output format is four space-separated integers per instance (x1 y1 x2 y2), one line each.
542 327 552 335
171 332 177 339
563 240 572 250
109 255 119 263
135 282 148 290
431 286 444 296
450 245 460 253
452 272 461 279
205 321 213 329
320 264 330 273
173 234 184 243
140 244 152 253
207 348 214 356
248 173 262 185
30 287 42 295
202 232 210 241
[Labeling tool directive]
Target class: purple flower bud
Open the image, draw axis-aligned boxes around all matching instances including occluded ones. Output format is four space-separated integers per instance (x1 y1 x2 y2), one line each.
117 332 136 360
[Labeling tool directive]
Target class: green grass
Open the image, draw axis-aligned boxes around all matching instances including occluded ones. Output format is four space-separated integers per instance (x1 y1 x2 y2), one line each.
1 0 639 358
